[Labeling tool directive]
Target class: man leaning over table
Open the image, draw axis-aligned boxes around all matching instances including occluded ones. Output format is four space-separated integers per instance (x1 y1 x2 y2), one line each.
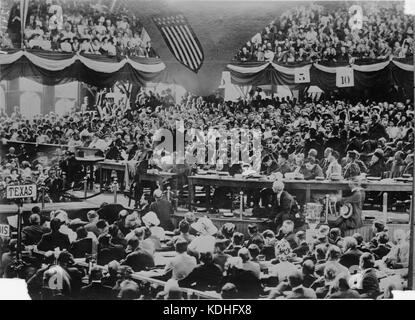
269 180 298 230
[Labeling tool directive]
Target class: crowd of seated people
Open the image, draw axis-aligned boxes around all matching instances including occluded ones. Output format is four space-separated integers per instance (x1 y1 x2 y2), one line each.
0 202 409 299
234 2 414 63
3 0 157 57
0 86 413 299
0 89 413 204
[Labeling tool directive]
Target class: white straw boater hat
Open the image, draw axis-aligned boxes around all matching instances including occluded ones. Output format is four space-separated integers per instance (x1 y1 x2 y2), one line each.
191 217 218 236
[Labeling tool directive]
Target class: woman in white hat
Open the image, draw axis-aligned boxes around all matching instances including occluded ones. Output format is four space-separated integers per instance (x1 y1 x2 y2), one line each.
188 217 218 257
142 211 165 246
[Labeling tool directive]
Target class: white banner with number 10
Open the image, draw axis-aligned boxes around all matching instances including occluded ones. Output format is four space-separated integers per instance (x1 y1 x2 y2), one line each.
336 67 354 88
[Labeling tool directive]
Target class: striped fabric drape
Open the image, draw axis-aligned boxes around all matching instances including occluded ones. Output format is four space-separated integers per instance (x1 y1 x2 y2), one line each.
0 50 166 87
228 59 412 75
0 50 166 73
226 58 413 95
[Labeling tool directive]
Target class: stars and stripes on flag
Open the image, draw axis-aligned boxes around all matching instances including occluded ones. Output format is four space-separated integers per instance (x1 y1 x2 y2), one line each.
153 15 204 73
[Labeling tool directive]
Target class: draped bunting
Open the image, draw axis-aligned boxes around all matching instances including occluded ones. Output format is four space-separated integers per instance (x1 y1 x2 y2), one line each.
0 49 166 87
0 49 412 95
226 58 413 96
227 62 269 74
392 60 414 72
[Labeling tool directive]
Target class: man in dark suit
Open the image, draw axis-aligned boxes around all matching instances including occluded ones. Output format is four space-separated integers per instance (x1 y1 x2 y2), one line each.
300 157 324 180
37 218 70 252
368 114 388 141
179 251 223 292
70 227 93 259
285 270 317 299
370 232 391 260
261 155 279 175
292 231 309 258
59 152 83 186
339 236 363 269
302 260 317 288
22 213 49 246
79 267 114 300
320 147 333 174
44 167 64 202
359 253 380 299
332 177 365 232
328 276 360 299
271 180 296 228
276 220 298 250
105 138 124 161
121 237 154 272
276 151 292 176
403 154 413 176
97 234 126 266
343 151 361 180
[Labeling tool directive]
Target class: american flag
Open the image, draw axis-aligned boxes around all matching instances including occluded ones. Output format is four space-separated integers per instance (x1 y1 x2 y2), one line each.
153 15 204 73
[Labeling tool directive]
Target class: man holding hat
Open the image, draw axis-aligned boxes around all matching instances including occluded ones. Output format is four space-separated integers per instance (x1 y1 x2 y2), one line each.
367 148 385 177
331 176 365 232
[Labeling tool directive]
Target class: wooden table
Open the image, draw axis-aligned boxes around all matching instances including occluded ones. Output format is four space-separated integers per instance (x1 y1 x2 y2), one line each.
187 175 413 209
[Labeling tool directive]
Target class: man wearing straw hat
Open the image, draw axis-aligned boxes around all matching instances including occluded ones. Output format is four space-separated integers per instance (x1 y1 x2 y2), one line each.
330 176 365 232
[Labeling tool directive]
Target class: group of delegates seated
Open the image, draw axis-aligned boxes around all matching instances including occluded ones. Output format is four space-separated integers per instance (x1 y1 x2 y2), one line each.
0 90 413 203
0 199 409 299
235 2 414 63
3 0 157 57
